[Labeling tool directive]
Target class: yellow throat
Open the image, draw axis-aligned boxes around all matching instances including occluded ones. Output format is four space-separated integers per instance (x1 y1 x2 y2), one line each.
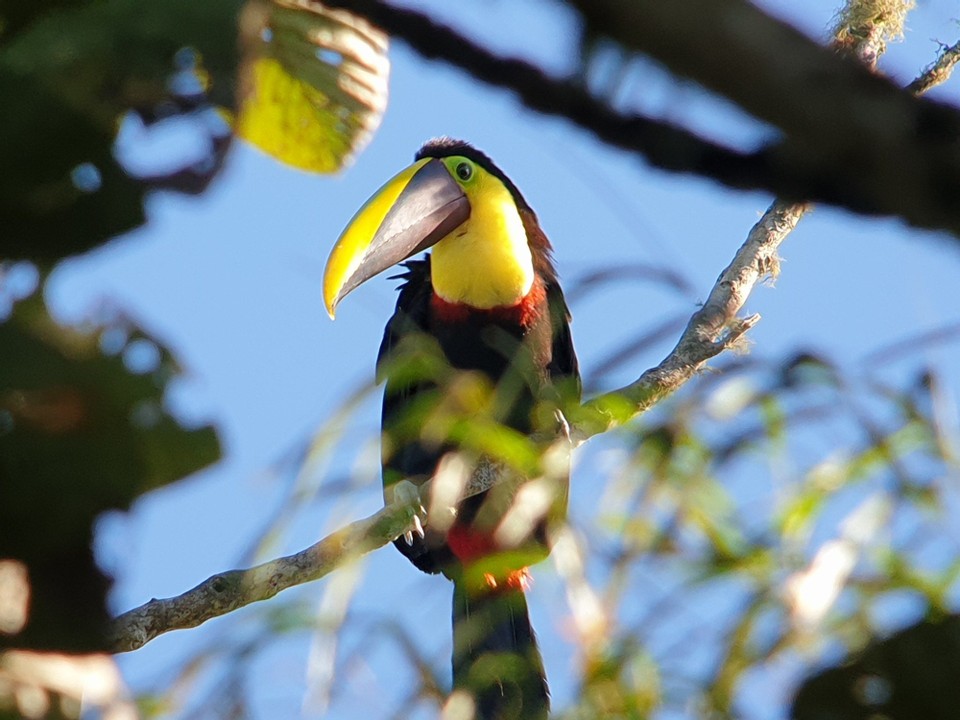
430 160 534 309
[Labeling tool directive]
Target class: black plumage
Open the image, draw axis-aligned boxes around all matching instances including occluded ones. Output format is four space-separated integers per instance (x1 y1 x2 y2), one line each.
375 140 580 720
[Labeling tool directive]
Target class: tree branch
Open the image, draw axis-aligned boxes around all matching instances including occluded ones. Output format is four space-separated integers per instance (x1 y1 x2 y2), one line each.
568 0 960 236
570 0 925 441
320 0 960 237
908 39 960 95
569 200 805 442
109 501 417 652
315 1 773 191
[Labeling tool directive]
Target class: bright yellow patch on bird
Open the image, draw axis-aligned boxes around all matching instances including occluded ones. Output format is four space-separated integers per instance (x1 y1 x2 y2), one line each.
430 158 534 309
323 158 431 317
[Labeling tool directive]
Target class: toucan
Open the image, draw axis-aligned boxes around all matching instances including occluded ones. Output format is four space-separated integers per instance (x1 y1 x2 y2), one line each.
323 138 580 719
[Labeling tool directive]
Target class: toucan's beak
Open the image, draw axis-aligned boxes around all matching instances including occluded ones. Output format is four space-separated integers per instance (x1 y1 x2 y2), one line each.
323 158 470 318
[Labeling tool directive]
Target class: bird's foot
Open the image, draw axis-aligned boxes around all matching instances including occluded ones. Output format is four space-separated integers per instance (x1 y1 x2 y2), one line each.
394 480 426 546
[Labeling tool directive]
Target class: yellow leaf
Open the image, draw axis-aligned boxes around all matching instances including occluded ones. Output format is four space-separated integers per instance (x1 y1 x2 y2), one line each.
237 0 389 173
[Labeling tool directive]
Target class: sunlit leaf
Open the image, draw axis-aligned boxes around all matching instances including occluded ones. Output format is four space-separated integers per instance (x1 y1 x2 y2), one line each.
778 487 824 538
237 0 389 172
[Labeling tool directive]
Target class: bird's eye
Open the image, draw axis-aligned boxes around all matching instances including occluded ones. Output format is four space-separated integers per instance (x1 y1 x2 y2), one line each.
455 162 473 181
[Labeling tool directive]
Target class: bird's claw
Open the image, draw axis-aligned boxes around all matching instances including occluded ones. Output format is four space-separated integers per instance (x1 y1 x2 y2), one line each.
394 480 426 544
555 408 571 441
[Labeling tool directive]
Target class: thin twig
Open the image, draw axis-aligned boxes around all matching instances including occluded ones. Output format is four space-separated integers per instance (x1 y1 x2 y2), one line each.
569 201 806 442
908 39 960 95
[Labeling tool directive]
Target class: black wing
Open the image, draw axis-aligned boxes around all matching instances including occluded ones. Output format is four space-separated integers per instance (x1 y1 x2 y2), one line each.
376 258 432 383
377 258 450 573
545 280 581 403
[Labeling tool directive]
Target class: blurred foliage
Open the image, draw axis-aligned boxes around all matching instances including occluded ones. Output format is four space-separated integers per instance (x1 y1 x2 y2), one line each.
0 0 244 261
130 335 960 718
553 348 960 719
0 285 220 651
792 614 960 719
0 649 136 719
1 0 387 263
237 0 388 173
0 0 387 665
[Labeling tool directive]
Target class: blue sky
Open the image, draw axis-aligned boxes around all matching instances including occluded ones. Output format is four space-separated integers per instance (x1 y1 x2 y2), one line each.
48 1 960 717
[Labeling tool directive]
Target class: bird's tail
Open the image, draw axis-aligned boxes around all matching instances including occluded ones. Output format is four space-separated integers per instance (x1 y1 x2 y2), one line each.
452 576 549 720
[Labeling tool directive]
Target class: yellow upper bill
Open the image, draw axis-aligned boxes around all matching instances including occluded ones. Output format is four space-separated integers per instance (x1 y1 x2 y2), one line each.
323 158 430 317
